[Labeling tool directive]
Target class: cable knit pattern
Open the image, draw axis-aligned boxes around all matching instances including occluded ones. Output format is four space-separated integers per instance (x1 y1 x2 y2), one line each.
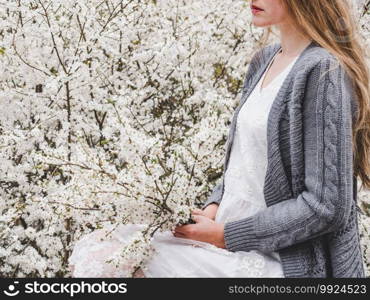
202 40 366 278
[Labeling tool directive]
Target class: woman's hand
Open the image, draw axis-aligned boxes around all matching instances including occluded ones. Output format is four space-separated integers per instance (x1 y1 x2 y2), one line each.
199 203 219 220
172 210 226 249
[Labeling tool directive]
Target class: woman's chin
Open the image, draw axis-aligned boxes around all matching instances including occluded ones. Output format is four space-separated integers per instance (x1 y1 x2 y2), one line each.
251 18 273 28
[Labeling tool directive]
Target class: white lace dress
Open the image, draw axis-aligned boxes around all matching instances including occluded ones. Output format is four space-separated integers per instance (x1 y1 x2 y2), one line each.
68 51 298 278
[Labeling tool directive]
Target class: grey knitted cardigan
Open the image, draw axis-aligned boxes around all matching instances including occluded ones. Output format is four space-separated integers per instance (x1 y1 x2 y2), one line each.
202 40 366 278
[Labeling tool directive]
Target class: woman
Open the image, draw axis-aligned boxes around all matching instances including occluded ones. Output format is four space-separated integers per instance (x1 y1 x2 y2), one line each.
69 0 370 278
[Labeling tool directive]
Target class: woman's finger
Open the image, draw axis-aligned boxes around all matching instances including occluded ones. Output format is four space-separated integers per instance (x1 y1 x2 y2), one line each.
191 208 204 215
191 214 204 223
174 224 188 234
173 231 186 238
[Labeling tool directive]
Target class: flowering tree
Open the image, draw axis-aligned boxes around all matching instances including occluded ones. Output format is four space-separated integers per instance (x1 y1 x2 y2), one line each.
0 0 369 277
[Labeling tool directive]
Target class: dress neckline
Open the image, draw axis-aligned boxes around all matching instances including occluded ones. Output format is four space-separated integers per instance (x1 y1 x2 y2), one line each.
258 50 299 94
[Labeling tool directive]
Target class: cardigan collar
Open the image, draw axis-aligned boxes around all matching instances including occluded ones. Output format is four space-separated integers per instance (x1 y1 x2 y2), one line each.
221 40 319 204
225 39 317 161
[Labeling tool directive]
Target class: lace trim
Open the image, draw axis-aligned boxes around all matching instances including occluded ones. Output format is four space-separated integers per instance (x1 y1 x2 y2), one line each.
232 252 267 277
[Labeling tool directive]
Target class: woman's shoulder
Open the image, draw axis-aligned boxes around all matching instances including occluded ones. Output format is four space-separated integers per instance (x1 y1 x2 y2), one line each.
247 41 347 92
285 42 347 88
300 44 341 72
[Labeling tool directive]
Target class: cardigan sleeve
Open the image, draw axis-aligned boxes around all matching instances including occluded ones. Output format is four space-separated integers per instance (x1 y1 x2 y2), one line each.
201 46 274 210
201 182 223 209
223 57 356 252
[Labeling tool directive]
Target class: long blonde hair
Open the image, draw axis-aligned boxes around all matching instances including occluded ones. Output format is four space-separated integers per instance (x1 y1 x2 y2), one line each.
258 0 370 190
